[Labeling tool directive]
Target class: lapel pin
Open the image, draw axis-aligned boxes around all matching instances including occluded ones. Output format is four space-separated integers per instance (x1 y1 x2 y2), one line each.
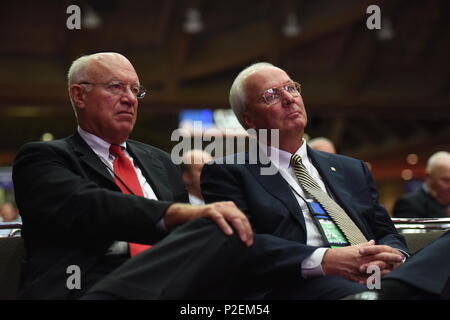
331 167 336 172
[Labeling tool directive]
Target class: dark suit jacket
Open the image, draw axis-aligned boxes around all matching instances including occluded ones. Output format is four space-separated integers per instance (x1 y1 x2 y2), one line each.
202 147 408 257
393 187 448 218
12 132 187 299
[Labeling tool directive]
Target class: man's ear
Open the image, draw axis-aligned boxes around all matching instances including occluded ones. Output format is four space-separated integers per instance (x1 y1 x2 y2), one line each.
70 84 86 110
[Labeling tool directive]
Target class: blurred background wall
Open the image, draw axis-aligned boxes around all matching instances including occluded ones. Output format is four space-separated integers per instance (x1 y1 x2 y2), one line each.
0 0 449 214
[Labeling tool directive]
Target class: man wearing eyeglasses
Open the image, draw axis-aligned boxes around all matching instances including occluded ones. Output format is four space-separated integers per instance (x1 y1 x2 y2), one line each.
12 52 255 299
201 62 450 299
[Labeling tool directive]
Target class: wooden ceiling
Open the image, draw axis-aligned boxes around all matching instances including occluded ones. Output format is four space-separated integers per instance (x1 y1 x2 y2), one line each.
0 0 449 179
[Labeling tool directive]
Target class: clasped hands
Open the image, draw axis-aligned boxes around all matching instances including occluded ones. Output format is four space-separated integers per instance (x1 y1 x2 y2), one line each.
321 240 405 284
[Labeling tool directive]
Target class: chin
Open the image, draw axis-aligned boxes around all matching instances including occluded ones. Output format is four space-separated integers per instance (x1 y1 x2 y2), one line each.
111 126 133 141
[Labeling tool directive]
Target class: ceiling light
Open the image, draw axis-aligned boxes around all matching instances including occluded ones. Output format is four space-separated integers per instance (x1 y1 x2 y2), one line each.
82 5 102 29
282 13 302 37
401 169 413 180
183 8 203 34
406 154 419 165
377 17 394 41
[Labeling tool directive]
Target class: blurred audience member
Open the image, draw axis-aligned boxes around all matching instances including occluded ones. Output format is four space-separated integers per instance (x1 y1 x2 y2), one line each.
394 151 450 218
180 150 213 205
308 137 336 154
0 202 21 237
0 202 20 223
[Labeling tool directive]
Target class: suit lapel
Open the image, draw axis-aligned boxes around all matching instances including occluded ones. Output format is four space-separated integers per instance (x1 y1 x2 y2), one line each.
71 132 116 186
72 133 173 200
246 153 307 236
126 142 172 201
307 147 368 233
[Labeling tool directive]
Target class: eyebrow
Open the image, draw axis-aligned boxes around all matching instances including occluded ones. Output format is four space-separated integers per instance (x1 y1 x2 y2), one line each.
263 81 294 91
108 78 140 86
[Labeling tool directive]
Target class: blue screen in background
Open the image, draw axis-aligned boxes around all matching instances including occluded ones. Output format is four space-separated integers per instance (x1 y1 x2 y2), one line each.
179 109 214 130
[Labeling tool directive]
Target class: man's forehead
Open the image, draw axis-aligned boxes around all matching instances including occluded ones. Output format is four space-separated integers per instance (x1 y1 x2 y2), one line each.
246 68 290 89
90 54 138 81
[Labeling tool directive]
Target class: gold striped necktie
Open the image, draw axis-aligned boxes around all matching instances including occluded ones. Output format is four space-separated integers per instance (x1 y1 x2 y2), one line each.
290 154 367 245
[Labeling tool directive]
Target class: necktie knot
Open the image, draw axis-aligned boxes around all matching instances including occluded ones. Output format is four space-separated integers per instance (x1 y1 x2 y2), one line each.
290 154 304 168
109 144 124 158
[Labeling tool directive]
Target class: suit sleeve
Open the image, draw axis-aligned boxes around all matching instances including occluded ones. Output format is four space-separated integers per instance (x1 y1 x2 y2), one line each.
201 162 251 220
13 142 174 244
201 162 319 264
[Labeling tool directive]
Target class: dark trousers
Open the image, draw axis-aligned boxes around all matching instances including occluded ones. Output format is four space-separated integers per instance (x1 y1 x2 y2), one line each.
384 230 450 299
85 223 450 300
84 218 367 300
84 218 249 299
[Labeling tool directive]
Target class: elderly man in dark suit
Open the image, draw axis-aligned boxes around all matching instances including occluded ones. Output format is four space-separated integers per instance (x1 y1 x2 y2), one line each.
12 52 255 299
201 62 450 299
394 151 450 218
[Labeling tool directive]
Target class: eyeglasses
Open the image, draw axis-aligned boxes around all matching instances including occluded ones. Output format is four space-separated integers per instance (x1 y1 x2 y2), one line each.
79 81 146 99
261 81 301 106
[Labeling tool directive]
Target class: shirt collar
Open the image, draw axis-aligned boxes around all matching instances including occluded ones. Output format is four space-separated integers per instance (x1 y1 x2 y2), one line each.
77 126 127 159
266 138 308 170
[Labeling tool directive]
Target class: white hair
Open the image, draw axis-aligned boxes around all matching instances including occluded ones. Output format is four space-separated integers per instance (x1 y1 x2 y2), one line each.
229 62 282 129
426 151 450 174
67 54 97 110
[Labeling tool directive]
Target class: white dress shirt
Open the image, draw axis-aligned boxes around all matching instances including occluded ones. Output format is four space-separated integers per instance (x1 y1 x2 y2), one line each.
265 140 330 277
188 193 205 206
78 127 161 255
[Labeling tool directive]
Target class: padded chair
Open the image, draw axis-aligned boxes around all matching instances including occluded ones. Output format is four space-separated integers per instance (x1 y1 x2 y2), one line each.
0 219 448 300
392 217 450 254
0 223 24 300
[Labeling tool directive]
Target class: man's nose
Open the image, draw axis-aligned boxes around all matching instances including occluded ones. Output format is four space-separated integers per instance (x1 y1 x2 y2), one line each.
280 89 295 107
121 87 138 104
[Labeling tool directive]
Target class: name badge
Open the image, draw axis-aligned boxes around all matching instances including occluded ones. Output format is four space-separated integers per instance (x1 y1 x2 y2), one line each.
308 201 349 247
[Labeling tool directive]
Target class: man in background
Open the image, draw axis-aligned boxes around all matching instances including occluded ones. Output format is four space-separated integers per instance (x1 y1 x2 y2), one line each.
394 151 450 218
308 137 336 154
180 149 213 205
0 202 20 223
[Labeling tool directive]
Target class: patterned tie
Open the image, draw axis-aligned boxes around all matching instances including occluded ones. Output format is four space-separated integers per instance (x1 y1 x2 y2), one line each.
290 154 367 245
109 144 152 256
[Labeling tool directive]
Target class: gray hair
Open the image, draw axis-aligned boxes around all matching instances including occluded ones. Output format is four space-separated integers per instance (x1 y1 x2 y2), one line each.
67 54 97 110
426 151 450 174
229 62 281 129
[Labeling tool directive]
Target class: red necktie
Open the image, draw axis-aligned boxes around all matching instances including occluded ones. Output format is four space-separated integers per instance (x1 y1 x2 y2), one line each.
109 144 152 257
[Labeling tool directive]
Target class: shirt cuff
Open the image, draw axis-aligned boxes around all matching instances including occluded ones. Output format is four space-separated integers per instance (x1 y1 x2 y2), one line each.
396 248 409 262
301 247 329 278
